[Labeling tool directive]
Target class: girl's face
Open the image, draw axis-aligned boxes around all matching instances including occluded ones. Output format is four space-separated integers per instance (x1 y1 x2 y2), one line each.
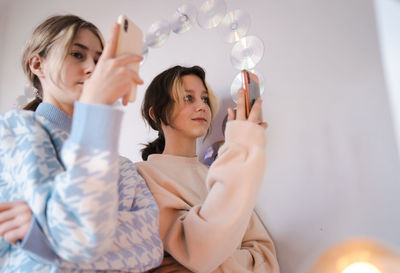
167 74 212 139
40 28 102 114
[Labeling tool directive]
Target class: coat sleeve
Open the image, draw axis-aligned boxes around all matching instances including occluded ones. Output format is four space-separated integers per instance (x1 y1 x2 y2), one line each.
149 120 279 273
0 102 122 263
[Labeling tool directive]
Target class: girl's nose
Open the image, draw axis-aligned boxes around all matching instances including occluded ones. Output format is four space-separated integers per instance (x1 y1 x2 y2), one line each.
196 99 207 112
84 58 96 76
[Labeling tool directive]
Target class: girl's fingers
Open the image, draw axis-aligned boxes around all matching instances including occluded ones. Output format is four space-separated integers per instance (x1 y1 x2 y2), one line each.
0 201 31 232
100 22 120 60
0 218 18 237
0 209 16 223
0 201 28 222
227 107 235 121
248 98 263 122
228 90 266 128
129 69 144 85
3 229 21 245
236 89 246 120
121 69 143 105
0 201 26 212
0 202 13 212
82 23 145 106
3 223 30 245
258 121 268 130
122 94 129 106
113 54 143 68
114 67 143 85
0 206 32 242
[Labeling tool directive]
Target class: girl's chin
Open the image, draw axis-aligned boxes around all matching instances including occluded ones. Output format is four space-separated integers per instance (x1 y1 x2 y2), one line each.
75 86 84 95
194 131 208 138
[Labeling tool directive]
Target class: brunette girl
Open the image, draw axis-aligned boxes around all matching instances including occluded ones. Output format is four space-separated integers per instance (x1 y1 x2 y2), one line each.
136 65 279 272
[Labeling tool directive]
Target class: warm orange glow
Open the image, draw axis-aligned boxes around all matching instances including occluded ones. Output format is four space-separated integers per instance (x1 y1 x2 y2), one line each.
309 238 400 273
342 262 381 273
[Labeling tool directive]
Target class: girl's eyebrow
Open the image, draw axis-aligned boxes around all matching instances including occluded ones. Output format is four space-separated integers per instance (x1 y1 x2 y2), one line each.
184 89 208 95
73 43 102 56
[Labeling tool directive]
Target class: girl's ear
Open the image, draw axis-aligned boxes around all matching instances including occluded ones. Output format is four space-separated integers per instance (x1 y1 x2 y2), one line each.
150 106 168 129
29 55 45 78
149 107 156 122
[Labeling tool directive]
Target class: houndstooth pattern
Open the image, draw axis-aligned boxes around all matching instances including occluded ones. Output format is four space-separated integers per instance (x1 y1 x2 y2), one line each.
0 107 162 272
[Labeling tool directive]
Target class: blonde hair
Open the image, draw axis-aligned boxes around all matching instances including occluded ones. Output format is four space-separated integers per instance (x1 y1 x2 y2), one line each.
170 76 219 121
22 14 103 110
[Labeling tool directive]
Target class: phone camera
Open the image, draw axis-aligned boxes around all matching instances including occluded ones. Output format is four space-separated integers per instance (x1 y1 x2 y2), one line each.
124 19 128 32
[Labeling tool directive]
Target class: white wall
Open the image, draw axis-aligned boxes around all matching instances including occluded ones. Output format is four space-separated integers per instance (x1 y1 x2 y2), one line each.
375 0 400 157
0 1 399 272
0 0 10 102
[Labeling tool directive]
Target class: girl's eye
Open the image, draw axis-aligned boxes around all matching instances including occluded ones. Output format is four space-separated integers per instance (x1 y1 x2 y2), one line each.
202 97 210 104
71 52 84 60
184 95 193 103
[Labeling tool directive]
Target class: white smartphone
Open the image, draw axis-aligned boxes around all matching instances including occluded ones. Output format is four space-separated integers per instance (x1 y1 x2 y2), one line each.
116 15 143 102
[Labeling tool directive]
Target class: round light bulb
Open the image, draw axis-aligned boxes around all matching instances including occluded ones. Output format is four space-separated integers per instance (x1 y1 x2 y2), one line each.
342 262 381 273
309 238 400 273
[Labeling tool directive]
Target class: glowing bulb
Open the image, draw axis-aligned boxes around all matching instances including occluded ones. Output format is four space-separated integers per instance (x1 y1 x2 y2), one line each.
342 262 381 273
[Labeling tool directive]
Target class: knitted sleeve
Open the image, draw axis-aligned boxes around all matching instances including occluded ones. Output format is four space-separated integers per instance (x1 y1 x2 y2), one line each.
0 102 122 263
20 157 163 272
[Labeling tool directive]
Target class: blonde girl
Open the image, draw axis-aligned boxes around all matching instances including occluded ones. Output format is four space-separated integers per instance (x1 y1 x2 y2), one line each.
0 14 162 272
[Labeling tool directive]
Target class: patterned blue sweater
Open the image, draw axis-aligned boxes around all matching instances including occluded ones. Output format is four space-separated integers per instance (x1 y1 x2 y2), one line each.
0 102 163 272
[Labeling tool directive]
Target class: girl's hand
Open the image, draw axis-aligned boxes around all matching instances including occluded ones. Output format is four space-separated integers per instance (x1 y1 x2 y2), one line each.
227 88 268 129
79 23 143 106
0 201 32 245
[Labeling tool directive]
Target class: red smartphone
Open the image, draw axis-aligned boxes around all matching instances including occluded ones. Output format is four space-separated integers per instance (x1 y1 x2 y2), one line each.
241 70 261 118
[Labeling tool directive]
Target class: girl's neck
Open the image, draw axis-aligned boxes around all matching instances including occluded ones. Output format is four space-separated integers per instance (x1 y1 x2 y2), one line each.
162 134 197 158
42 96 74 117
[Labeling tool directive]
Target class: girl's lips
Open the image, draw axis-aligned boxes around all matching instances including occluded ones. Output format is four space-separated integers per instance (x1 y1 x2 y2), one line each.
192 118 207 122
